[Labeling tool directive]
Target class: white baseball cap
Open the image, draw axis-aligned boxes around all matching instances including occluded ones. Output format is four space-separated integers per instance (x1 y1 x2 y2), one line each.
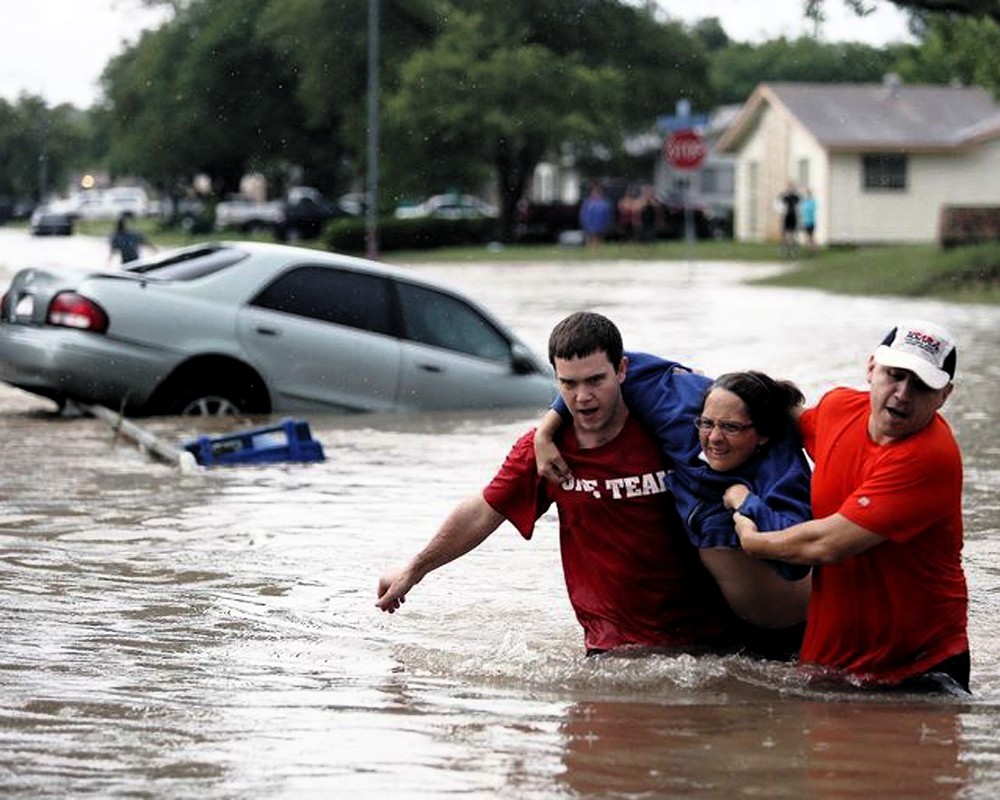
872 320 957 390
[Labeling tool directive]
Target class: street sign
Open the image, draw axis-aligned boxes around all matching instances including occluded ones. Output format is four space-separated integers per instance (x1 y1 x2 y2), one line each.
656 113 710 133
664 129 707 170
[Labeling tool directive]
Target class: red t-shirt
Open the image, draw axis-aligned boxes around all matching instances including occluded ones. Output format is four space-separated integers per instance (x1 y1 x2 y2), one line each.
799 387 968 684
482 416 736 652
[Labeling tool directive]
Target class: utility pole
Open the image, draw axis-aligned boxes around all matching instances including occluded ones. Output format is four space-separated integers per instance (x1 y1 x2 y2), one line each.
365 0 380 259
37 107 49 204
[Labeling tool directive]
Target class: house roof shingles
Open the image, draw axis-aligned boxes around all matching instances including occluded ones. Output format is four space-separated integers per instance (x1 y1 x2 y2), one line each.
719 82 1000 153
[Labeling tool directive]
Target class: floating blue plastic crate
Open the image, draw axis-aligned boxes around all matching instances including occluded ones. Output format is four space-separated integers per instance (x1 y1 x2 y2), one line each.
183 418 325 467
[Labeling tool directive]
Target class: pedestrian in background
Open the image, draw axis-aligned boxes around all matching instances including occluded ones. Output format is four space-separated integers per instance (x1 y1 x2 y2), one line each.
777 183 800 256
637 185 659 243
109 213 156 265
579 184 613 249
800 189 817 252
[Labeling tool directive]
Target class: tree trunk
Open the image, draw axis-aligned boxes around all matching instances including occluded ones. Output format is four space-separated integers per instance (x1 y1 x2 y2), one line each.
494 135 545 243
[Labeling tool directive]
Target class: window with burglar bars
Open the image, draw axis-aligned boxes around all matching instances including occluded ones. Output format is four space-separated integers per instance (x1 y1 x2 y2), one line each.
862 153 908 191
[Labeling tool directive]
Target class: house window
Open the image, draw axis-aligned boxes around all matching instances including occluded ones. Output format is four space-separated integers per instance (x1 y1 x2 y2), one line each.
863 153 907 191
699 164 734 195
700 166 719 194
797 158 810 190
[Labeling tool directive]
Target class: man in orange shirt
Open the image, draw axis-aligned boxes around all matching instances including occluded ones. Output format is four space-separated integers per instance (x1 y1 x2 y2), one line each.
735 320 969 693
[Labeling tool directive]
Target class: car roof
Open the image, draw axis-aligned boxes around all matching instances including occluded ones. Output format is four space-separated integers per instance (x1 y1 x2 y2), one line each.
125 240 485 302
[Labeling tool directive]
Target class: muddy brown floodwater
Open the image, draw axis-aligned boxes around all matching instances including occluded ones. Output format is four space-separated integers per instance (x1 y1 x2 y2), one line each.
1 229 999 798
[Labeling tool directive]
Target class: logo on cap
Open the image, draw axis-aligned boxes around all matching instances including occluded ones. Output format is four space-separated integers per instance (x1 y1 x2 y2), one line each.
901 329 945 363
873 320 957 390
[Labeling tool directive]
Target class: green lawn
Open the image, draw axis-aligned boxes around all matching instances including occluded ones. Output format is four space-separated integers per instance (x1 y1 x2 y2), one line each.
751 242 1000 305
388 238 788 264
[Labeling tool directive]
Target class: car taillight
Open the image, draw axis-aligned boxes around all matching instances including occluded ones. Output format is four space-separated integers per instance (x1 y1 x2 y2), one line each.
47 292 109 333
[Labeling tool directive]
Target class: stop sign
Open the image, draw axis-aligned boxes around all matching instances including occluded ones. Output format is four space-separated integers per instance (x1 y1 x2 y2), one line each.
664 129 707 170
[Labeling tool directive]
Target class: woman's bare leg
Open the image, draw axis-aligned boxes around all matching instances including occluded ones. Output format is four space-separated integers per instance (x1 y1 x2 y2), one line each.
699 548 810 629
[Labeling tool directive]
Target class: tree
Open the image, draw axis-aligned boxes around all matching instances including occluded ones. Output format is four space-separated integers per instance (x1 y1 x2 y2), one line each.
803 0 1000 93
709 38 903 104
256 0 440 202
385 9 626 239
486 0 713 127
892 15 1000 91
97 0 714 224
0 96 90 203
109 0 442 201
100 0 309 196
805 0 1000 24
691 17 731 51
384 0 712 238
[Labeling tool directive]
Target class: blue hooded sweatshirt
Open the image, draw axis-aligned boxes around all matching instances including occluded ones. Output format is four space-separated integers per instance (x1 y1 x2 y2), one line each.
552 350 812 580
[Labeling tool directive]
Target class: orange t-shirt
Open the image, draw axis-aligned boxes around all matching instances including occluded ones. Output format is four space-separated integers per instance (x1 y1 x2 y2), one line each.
799 388 968 685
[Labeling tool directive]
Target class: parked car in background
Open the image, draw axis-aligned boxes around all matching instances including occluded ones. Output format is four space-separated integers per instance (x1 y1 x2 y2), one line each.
54 187 152 221
336 193 367 217
29 205 74 236
394 193 498 220
514 200 580 243
0 241 555 417
158 196 213 234
214 194 282 232
215 186 347 240
273 186 350 241
0 197 16 224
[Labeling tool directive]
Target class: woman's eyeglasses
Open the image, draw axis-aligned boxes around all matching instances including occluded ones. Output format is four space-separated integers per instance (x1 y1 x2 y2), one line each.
693 416 754 435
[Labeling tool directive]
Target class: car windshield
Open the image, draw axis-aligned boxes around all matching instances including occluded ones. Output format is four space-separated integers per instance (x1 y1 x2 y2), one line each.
126 244 248 281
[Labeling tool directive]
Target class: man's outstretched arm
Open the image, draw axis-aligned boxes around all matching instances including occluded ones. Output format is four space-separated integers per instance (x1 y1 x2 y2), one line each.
376 495 506 613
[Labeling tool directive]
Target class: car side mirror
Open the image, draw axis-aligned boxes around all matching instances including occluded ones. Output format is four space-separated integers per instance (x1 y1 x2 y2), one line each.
510 343 541 375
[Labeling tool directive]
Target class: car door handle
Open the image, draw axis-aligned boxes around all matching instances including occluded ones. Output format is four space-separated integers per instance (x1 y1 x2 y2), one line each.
255 327 280 336
417 363 443 373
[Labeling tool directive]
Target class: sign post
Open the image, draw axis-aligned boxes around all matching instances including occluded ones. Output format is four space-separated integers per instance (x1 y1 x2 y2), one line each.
663 128 707 249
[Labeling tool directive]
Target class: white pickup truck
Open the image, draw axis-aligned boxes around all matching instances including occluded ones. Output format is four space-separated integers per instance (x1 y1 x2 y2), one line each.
213 194 282 232
214 186 344 239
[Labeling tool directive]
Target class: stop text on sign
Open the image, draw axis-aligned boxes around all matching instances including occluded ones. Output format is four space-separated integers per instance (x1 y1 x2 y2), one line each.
664 129 706 170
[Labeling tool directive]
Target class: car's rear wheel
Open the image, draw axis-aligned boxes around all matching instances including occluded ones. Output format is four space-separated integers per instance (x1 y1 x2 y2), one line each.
174 392 244 416
149 361 270 418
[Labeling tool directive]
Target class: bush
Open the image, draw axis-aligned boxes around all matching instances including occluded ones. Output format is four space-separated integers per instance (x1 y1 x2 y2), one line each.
324 215 498 254
938 205 1000 249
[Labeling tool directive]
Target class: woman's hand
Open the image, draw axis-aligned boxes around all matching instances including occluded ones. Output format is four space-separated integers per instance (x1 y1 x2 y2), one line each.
533 409 572 483
534 429 572 483
723 483 750 511
732 510 761 552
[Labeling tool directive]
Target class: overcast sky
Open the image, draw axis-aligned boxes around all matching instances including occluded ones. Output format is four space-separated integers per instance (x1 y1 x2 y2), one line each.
0 0 914 108
652 0 913 45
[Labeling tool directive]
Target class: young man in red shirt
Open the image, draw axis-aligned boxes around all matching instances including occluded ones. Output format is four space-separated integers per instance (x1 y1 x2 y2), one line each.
735 320 969 693
376 311 739 654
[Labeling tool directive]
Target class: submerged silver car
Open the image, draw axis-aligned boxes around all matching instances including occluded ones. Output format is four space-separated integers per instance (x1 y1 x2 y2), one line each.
0 241 555 416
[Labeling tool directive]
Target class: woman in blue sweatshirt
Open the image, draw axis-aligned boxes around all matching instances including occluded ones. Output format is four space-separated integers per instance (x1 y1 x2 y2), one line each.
536 351 812 631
